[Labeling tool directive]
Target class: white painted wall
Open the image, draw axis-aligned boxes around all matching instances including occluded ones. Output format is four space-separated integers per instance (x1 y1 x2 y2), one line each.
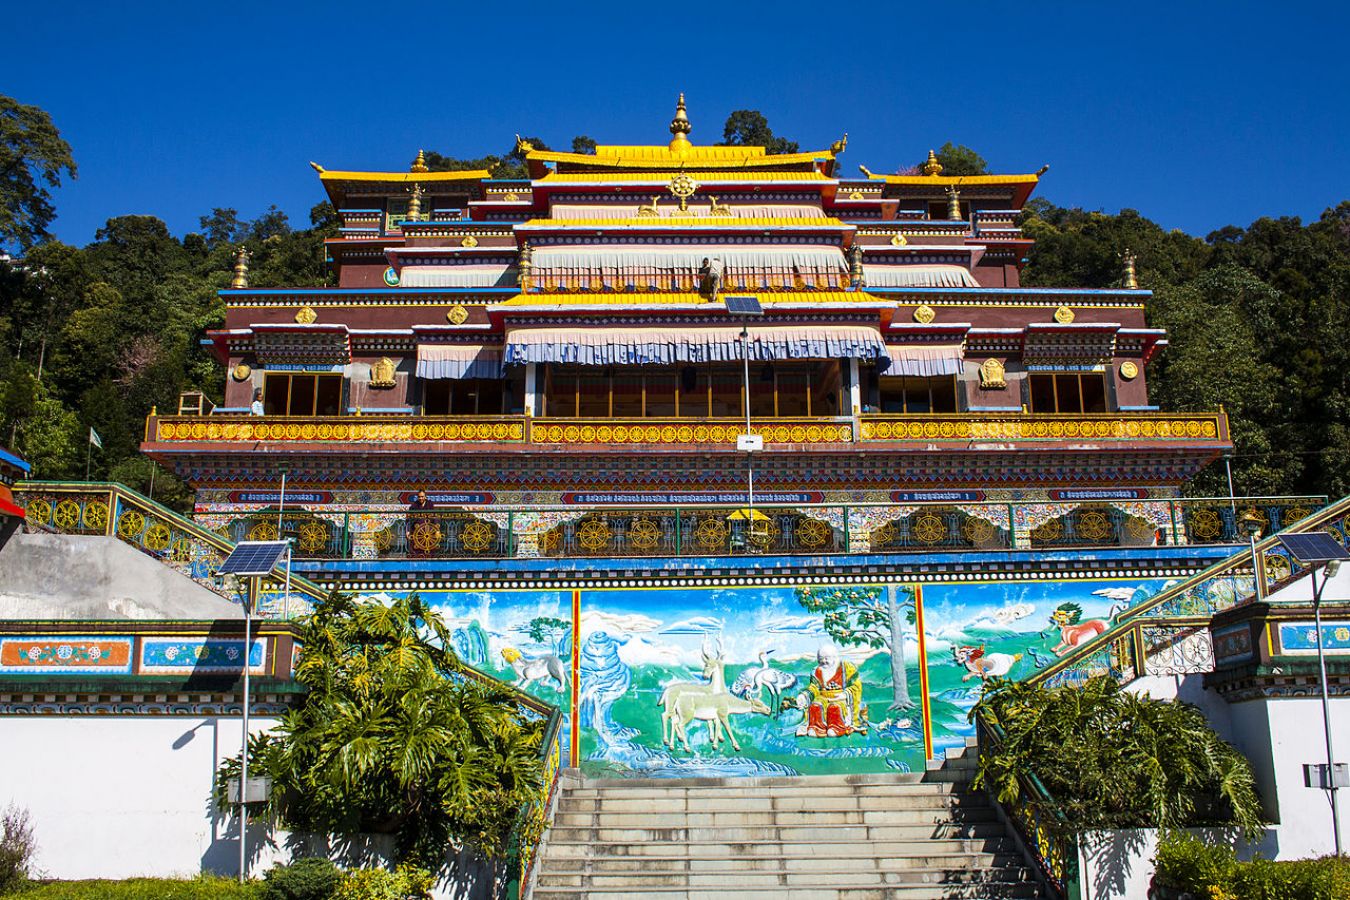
0 716 493 898
1077 827 1278 900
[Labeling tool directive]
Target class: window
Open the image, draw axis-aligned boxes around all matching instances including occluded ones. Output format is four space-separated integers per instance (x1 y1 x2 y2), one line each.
1028 372 1109 413
540 363 842 418
878 376 958 413
421 379 504 415
263 373 343 416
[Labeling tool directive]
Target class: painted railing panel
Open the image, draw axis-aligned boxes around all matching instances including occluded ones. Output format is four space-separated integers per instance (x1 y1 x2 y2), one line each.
15 482 329 619
186 496 1323 561
145 410 1230 448
1030 495 1350 689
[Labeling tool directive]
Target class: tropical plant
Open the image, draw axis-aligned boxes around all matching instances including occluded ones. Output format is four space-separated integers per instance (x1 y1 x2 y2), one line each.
260 857 343 900
1154 831 1350 900
5 876 259 899
215 592 546 873
972 676 1263 837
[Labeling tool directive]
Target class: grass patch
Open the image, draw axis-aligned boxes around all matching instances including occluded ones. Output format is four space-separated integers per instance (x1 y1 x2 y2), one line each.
9 876 260 899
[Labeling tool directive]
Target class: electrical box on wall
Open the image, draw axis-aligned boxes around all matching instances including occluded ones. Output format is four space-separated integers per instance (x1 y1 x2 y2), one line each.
1303 763 1350 789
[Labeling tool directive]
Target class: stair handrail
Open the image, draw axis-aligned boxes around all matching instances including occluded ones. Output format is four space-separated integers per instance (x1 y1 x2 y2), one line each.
975 713 1075 899
1029 493 1350 689
14 480 331 613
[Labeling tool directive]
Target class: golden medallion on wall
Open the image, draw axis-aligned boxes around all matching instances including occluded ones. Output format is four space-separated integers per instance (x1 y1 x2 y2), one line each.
1053 305 1075 324
978 358 1006 389
890 234 908 246
231 363 252 381
913 304 936 324
369 357 397 388
447 304 469 325
460 235 479 248
295 305 318 325
1120 361 1139 380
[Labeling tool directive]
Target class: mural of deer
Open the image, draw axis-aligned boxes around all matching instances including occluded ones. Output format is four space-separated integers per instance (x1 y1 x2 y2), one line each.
658 637 769 751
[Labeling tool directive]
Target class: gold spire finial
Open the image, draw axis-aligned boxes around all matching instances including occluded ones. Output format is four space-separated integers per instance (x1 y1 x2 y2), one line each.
1122 248 1139 289
231 246 250 290
669 93 692 151
309 161 325 174
410 149 428 173
407 183 424 220
922 149 943 177
945 182 962 220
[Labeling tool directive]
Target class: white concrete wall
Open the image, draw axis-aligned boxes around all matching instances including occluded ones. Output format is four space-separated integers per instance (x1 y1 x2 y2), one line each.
1077 827 1277 900
0 715 272 880
0 716 494 898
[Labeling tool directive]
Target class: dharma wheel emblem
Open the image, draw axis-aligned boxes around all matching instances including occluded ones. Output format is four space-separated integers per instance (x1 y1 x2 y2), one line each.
667 171 699 212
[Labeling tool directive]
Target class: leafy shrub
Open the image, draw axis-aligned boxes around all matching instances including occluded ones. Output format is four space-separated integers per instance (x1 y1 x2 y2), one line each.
1154 831 1350 900
260 858 343 900
972 676 1264 837
0 805 37 892
333 865 432 900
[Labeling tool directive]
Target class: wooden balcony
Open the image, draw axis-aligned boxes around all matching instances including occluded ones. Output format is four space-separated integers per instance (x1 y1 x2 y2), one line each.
145 410 1227 448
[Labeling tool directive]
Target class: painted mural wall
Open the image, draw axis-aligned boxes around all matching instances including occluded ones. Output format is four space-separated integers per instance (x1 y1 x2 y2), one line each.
369 576 1172 777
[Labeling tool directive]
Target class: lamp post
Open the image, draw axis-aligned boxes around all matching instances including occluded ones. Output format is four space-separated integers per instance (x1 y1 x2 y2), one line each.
724 295 764 551
238 574 255 884
1311 558 1344 856
1239 510 1265 601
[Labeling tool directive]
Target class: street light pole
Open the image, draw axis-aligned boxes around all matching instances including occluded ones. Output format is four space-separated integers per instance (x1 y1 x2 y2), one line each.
1312 562 1344 856
741 322 753 525
1240 511 1265 602
238 575 254 884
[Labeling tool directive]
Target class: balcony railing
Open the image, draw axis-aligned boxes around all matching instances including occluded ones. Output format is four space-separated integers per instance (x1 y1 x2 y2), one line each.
153 496 1324 562
146 410 1228 448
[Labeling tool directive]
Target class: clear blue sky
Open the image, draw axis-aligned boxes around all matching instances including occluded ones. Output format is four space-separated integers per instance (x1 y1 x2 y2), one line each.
6 1 1347 247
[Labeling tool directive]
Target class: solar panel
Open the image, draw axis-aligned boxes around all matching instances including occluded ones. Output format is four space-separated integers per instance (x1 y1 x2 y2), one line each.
1275 533 1350 564
723 295 764 316
218 540 290 576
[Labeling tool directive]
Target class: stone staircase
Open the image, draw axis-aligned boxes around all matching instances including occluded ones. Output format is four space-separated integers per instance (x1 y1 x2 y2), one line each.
531 742 1042 900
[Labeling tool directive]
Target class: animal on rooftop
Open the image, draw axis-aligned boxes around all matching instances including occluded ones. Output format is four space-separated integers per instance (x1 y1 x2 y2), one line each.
500 646 566 691
730 650 798 708
952 644 1022 681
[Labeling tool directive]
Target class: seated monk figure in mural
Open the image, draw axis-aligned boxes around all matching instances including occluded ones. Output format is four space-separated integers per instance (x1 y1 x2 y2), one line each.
783 644 867 738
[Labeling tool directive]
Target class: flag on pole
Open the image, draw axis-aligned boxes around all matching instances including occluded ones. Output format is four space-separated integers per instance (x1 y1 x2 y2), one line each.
88 427 102 450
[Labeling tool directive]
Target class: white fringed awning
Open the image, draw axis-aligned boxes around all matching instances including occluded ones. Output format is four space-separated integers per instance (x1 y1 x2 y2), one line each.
885 344 965 377
863 264 979 288
415 344 503 379
399 264 516 288
504 325 887 367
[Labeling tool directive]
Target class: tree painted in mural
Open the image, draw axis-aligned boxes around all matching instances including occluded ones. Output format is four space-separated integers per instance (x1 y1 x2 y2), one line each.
795 585 915 710
527 615 570 655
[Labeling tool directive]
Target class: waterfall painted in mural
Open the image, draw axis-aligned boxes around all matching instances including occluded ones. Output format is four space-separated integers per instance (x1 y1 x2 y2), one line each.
377 575 1169 778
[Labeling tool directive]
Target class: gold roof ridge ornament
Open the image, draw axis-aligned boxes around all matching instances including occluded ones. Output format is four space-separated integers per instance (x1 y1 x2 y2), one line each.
230 246 250 290
407 183 424 220
309 161 325 174
410 149 428 173
667 167 699 212
922 149 943 177
831 133 848 155
1122 248 1139 289
669 93 692 151
514 134 535 156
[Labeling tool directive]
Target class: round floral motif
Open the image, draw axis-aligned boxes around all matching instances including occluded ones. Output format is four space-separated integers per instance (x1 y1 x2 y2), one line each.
164 646 179 660
693 426 710 443
710 425 727 442
661 426 678 443
226 646 240 660
677 426 694 443
1125 516 1158 540
142 522 173 551
1032 517 1065 544
117 510 147 540
870 523 897 548
285 424 301 440
25 499 52 525
939 422 956 439
333 425 350 440
207 424 222 440
444 424 459 440
790 426 807 443
170 538 194 562
159 423 176 440
613 425 630 443
300 424 316 440
564 426 581 443
87 647 102 661
493 423 510 440
318 423 334 440
771 426 790 443
1202 422 1217 437
580 426 597 442
190 423 207 439
26 646 40 661
749 518 780 548
56 645 73 660
373 528 395 552
509 423 524 440
806 426 823 443
395 424 412 440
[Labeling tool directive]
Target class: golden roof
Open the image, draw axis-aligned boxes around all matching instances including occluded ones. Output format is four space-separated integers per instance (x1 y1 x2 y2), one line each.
537 171 832 184
498 291 888 307
527 146 834 169
317 169 491 185
519 217 847 228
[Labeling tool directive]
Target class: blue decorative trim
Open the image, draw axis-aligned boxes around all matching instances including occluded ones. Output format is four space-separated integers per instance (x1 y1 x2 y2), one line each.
967 405 1022 412
0 448 30 473
1119 405 1161 411
347 407 415 414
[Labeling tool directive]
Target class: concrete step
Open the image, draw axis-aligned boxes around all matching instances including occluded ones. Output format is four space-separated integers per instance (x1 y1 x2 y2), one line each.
536 852 1026 874
532 884 1041 900
546 821 1006 843
564 771 939 790
553 807 999 828
562 782 966 800
558 793 983 813
541 836 1018 859
535 867 1037 889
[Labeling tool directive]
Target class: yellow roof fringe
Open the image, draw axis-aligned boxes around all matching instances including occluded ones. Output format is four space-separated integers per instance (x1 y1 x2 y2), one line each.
520 217 847 228
527 146 835 169
863 172 1042 186
498 291 889 307
318 170 492 184
537 171 831 184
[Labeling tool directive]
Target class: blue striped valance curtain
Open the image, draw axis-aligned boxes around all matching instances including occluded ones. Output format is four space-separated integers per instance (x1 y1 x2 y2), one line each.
503 326 888 367
415 345 503 379
884 344 965 377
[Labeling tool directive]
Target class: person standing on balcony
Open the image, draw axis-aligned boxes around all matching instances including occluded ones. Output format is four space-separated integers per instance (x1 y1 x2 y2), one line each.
405 490 437 559
408 490 433 512
250 389 264 416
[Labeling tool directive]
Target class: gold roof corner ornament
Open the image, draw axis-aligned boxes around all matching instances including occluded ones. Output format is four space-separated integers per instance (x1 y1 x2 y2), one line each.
913 304 936 324
308 161 325 174
635 195 661 218
707 195 733 218
514 134 535 156
1120 361 1139 381
410 149 428 173
1054 305 1075 324
369 357 398 388
1037 164 1051 176
406 183 424 220
668 93 692 151
831 133 848 155
922 149 944 177
230 246 250 290
295 305 318 325
447 304 469 325
1122 248 1139 289
667 169 699 212
858 164 875 179
979 358 1007 390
